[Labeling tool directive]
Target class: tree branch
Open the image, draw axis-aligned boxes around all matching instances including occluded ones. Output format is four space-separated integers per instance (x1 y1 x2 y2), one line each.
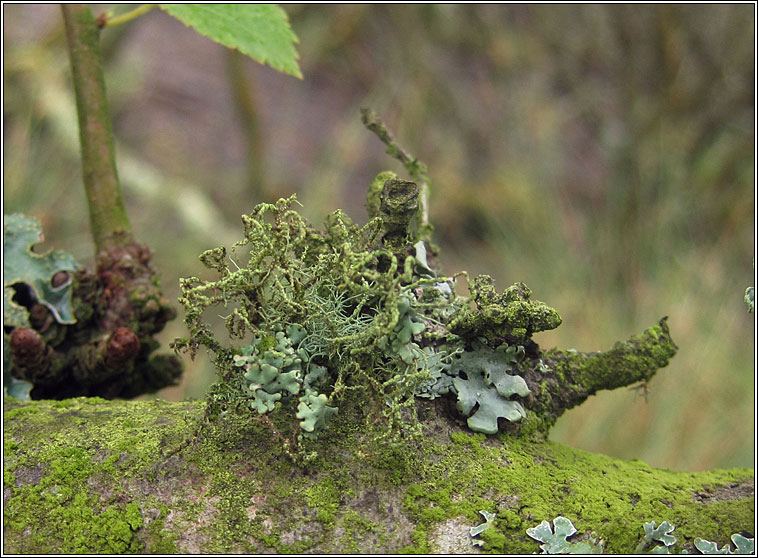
98 4 156 29
3 396 752 554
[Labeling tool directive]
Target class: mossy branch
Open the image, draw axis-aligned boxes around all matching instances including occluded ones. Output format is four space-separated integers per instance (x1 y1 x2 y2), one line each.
62 4 132 253
555 317 677 395
526 317 678 430
3 397 752 554
361 107 431 238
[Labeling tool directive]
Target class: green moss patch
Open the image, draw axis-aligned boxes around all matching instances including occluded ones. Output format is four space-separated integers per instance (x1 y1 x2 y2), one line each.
3 397 753 554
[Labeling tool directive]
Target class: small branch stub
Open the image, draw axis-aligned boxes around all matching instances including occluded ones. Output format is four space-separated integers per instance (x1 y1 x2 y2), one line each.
361 107 431 240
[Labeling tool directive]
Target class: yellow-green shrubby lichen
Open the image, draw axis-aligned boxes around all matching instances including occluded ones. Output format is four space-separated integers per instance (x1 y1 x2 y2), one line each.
173 159 678 459
174 189 571 456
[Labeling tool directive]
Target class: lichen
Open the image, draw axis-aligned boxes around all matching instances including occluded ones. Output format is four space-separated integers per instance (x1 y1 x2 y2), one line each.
174 162 679 458
449 276 561 345
695 533 754 554
628 519 680 553
164 112 683 457
175 190 565 450
525 515 602 554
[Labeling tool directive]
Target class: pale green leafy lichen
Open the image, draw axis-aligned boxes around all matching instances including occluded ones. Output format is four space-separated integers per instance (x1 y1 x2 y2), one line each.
636 520 677 554
296 389 339 439
744 286 754 313
526 516 601 554
3 213 81 399
378 296 425 364
470 510 496 547
231 326 337 437
695 534 754 555
3 213 80 326
416 341 530 434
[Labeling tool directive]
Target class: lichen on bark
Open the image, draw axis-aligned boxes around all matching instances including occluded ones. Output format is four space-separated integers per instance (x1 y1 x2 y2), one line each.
5 111 730 555
170 112 680 455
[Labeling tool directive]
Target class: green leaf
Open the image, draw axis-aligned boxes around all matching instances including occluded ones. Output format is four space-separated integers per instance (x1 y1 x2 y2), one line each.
160 4 302 78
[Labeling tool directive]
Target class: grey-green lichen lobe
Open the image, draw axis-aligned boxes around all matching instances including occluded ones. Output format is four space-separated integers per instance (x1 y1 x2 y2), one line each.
3 396 753 554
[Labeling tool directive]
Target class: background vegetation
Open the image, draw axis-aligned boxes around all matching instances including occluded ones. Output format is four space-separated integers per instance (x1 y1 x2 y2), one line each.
3 4 754 471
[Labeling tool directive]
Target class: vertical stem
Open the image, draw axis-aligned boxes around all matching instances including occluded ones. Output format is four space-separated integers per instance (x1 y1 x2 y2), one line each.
62 4 132 253
225 49 265 200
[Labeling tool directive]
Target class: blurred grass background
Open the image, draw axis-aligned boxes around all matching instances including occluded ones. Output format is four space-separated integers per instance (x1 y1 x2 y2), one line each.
3 4 754 471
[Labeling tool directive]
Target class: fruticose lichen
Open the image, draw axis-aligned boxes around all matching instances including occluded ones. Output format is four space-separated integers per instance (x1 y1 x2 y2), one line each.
175 185 557 448
175 116 677 456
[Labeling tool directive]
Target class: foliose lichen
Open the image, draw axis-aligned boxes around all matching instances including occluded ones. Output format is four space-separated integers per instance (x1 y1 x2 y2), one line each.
637 520 678 554
3 214 81 399
525 515 602 554
695 534 755 555
470 509 496 547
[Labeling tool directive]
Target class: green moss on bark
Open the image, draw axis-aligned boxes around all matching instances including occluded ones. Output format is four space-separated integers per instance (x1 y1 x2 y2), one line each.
3 396 752 554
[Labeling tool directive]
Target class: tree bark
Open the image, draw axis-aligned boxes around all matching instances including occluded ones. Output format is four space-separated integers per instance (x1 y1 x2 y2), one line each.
3 396 753 554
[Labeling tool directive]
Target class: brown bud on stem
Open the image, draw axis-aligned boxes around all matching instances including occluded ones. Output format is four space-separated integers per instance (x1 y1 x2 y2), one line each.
9 327 54 383
105 327 140 365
